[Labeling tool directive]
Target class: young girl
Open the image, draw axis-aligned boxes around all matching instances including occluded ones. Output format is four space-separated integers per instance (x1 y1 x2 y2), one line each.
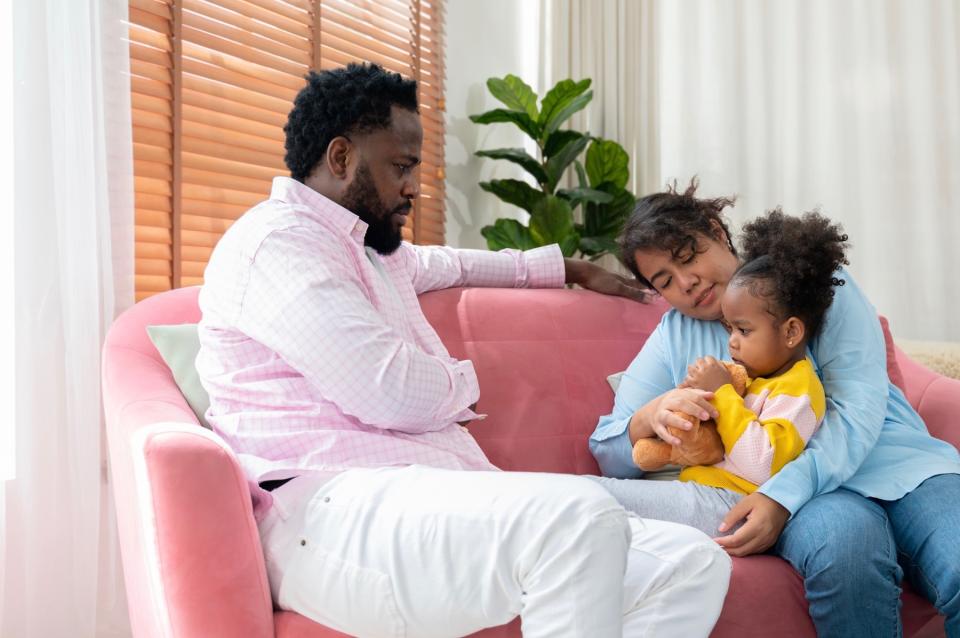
678 209 847 496
593 209 849 531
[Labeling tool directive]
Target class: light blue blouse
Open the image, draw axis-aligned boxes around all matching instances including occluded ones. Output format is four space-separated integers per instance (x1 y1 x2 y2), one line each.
589 269 960 515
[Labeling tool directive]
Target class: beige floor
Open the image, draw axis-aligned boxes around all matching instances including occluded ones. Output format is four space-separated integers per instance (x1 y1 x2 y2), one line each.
896 339 960 380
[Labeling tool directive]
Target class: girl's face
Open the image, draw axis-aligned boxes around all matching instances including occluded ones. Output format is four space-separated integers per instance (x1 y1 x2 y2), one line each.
720 283 801 378
633 228 740 321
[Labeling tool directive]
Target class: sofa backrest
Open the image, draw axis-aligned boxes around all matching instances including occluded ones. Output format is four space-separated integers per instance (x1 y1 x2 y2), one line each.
419 287 669 474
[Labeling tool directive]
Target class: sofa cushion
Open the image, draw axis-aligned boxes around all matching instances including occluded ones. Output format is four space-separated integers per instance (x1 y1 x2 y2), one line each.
146 323 210 429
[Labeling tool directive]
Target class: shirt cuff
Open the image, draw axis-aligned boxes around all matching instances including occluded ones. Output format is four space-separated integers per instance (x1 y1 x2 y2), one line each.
524 244 566 289
434 358 481 424
589 417 646 479
757 471 815 517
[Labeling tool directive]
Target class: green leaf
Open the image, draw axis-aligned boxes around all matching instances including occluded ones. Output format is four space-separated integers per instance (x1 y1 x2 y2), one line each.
543 130 583 158
470 109 542 141
585 139 630 190
542 91 593 138
475 148 548 184
574 159 589 189
481 218 538 251
579 235 621 257
538 79 592 136
557 187 615 207
486 75 539 120
479 179 545 213
543 134 590 192
529 195 575 247
583 185 636 237
558 233 582 257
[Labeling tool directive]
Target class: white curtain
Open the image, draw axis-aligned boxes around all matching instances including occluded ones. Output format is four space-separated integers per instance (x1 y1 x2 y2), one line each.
541 0 960 341
1 0 134 635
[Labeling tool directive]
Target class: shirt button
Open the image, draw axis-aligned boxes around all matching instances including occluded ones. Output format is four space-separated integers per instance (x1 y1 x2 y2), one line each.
323 496 331 503
300 539 306 546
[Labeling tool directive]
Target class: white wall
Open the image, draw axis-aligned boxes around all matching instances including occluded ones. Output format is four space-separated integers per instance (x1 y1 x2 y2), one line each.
444 0 541 249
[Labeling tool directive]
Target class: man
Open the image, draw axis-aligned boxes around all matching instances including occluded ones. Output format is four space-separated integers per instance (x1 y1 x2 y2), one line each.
197 63 730 637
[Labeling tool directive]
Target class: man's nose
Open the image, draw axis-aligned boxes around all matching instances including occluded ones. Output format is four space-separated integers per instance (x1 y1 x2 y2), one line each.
402 172 420 199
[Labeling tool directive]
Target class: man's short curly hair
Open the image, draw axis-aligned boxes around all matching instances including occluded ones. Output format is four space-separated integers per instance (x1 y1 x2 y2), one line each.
284 63 419 181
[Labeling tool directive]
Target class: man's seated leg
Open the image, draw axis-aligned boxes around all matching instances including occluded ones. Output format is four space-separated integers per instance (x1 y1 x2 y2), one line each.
258 466 729 637
621 516 730 636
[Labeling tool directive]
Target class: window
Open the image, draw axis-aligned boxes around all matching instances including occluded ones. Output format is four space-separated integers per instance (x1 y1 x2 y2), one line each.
128 0 446 300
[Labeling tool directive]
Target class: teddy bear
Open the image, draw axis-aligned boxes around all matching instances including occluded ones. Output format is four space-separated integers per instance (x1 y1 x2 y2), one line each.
632 361 750 471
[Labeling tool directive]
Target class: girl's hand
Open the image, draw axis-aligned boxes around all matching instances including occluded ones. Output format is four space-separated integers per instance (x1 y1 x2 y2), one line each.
685 356 733 393
649 388 719 445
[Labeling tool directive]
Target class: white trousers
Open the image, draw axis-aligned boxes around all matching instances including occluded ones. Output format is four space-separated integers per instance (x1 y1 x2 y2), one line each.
258 466 731 638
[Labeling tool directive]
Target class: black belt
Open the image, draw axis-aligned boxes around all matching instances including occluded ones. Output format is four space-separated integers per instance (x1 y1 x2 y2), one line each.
259 477 295 492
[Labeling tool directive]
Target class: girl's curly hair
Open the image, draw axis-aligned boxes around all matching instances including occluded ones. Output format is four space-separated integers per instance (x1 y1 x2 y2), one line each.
284 63 418 181
734 209 850 337
618 177 737 287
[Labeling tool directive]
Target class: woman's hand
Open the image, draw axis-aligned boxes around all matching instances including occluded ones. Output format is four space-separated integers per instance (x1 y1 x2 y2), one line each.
684 356 733 392
713 492 790 556
632 388 719 446
564 258 654 303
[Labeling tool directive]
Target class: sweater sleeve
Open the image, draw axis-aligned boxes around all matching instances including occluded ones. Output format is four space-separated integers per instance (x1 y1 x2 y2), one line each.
712 362 825 487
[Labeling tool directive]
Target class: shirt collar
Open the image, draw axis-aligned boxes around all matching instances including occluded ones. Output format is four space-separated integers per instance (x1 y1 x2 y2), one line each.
269 176 369 244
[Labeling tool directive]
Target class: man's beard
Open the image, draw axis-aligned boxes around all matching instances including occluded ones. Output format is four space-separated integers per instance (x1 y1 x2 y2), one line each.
342 162 409 255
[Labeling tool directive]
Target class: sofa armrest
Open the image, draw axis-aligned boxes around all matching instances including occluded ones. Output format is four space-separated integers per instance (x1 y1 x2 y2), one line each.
131 424 274 638
912 375 960 452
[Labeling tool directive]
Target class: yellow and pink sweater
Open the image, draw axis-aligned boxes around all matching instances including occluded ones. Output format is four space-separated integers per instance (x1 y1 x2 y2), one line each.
681 358 826 495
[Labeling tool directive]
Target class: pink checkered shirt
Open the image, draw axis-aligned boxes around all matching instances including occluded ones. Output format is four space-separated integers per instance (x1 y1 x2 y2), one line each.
197 177 565 516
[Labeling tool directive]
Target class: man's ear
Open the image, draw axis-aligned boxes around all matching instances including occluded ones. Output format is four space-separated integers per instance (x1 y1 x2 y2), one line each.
782 317 806 348
325 135 352 180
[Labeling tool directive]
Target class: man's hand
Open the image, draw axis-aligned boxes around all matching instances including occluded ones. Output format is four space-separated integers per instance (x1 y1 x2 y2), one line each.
713 492 790 556
684 356 733 393
564 258 653 303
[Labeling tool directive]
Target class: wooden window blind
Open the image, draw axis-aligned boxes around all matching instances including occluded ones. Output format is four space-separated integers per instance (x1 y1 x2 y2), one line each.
128 0 446 300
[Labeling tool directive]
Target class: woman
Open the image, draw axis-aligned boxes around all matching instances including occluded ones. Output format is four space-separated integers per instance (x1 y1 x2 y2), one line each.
590 180 960 637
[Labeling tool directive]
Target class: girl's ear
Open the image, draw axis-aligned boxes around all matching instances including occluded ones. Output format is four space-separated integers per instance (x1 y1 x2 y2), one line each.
782 317 806 349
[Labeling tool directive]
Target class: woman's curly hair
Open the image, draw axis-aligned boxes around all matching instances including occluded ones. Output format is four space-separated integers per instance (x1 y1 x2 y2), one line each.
284 63 418 181
734 209 850 337
618 177 737 287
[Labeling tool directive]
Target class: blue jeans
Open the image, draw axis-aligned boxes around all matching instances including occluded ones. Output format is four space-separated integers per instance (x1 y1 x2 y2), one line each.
775 473 960 637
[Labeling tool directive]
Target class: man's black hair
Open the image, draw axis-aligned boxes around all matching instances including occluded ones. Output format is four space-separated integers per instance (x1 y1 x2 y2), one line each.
284 63 419 181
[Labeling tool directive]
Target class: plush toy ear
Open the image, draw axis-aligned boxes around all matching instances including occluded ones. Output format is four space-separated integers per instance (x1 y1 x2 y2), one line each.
724 361 750 395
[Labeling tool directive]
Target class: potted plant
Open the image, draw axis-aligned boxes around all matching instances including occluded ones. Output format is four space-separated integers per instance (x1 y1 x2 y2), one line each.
470 75 636 258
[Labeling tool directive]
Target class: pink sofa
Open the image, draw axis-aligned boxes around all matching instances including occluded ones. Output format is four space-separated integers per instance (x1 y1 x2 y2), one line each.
103 285 954 637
